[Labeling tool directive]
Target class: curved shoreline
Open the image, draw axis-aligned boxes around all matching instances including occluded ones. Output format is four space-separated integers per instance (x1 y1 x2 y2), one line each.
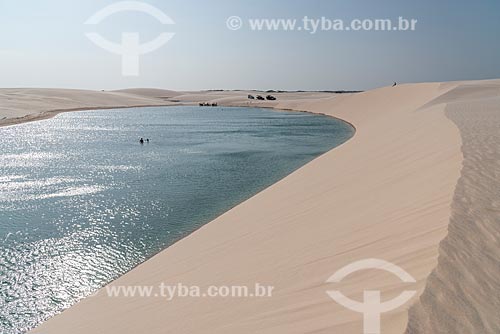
0 104 174 128
0 84 468 333
1 105 355 334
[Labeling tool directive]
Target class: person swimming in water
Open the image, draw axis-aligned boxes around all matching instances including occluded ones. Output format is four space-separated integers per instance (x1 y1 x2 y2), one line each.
146 139 149 143
139 138 144 144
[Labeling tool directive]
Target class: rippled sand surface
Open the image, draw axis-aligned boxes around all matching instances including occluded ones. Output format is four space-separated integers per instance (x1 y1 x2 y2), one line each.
407 81 500 333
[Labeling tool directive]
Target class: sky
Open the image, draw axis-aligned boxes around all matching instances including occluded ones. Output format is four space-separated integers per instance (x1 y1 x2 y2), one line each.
1 0 500 91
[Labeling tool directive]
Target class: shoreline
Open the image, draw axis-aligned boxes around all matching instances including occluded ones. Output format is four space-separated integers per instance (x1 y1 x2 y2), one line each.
0 103 357 136
0 82 486 333
0 99 358 296
7 103 357 307
0 104 178 128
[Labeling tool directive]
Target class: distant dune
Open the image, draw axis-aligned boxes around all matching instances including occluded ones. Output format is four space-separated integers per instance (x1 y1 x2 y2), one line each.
0 88 171 127
112 88 182 99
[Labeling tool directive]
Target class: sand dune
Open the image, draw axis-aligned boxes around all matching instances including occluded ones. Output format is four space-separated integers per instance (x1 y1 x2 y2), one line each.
0 88 172 127
406 81 500 334
112 88 181 99
0 80 495 333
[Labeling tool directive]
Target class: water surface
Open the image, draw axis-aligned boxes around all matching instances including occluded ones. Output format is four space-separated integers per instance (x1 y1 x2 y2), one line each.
0 106 353 333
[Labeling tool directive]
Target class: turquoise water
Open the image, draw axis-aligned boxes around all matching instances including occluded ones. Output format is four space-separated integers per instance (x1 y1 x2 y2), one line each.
0 106 353 333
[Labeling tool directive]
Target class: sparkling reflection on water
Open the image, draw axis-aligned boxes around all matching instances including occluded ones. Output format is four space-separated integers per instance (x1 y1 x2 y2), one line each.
0 106 353 333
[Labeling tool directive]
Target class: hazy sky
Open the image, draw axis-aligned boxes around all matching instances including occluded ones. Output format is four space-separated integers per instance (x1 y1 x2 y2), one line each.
1 0 500 91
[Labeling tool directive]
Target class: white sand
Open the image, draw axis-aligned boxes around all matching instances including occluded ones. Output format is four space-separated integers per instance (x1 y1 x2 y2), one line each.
406 80 500 333
0 80 494 333
0 88 177 127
